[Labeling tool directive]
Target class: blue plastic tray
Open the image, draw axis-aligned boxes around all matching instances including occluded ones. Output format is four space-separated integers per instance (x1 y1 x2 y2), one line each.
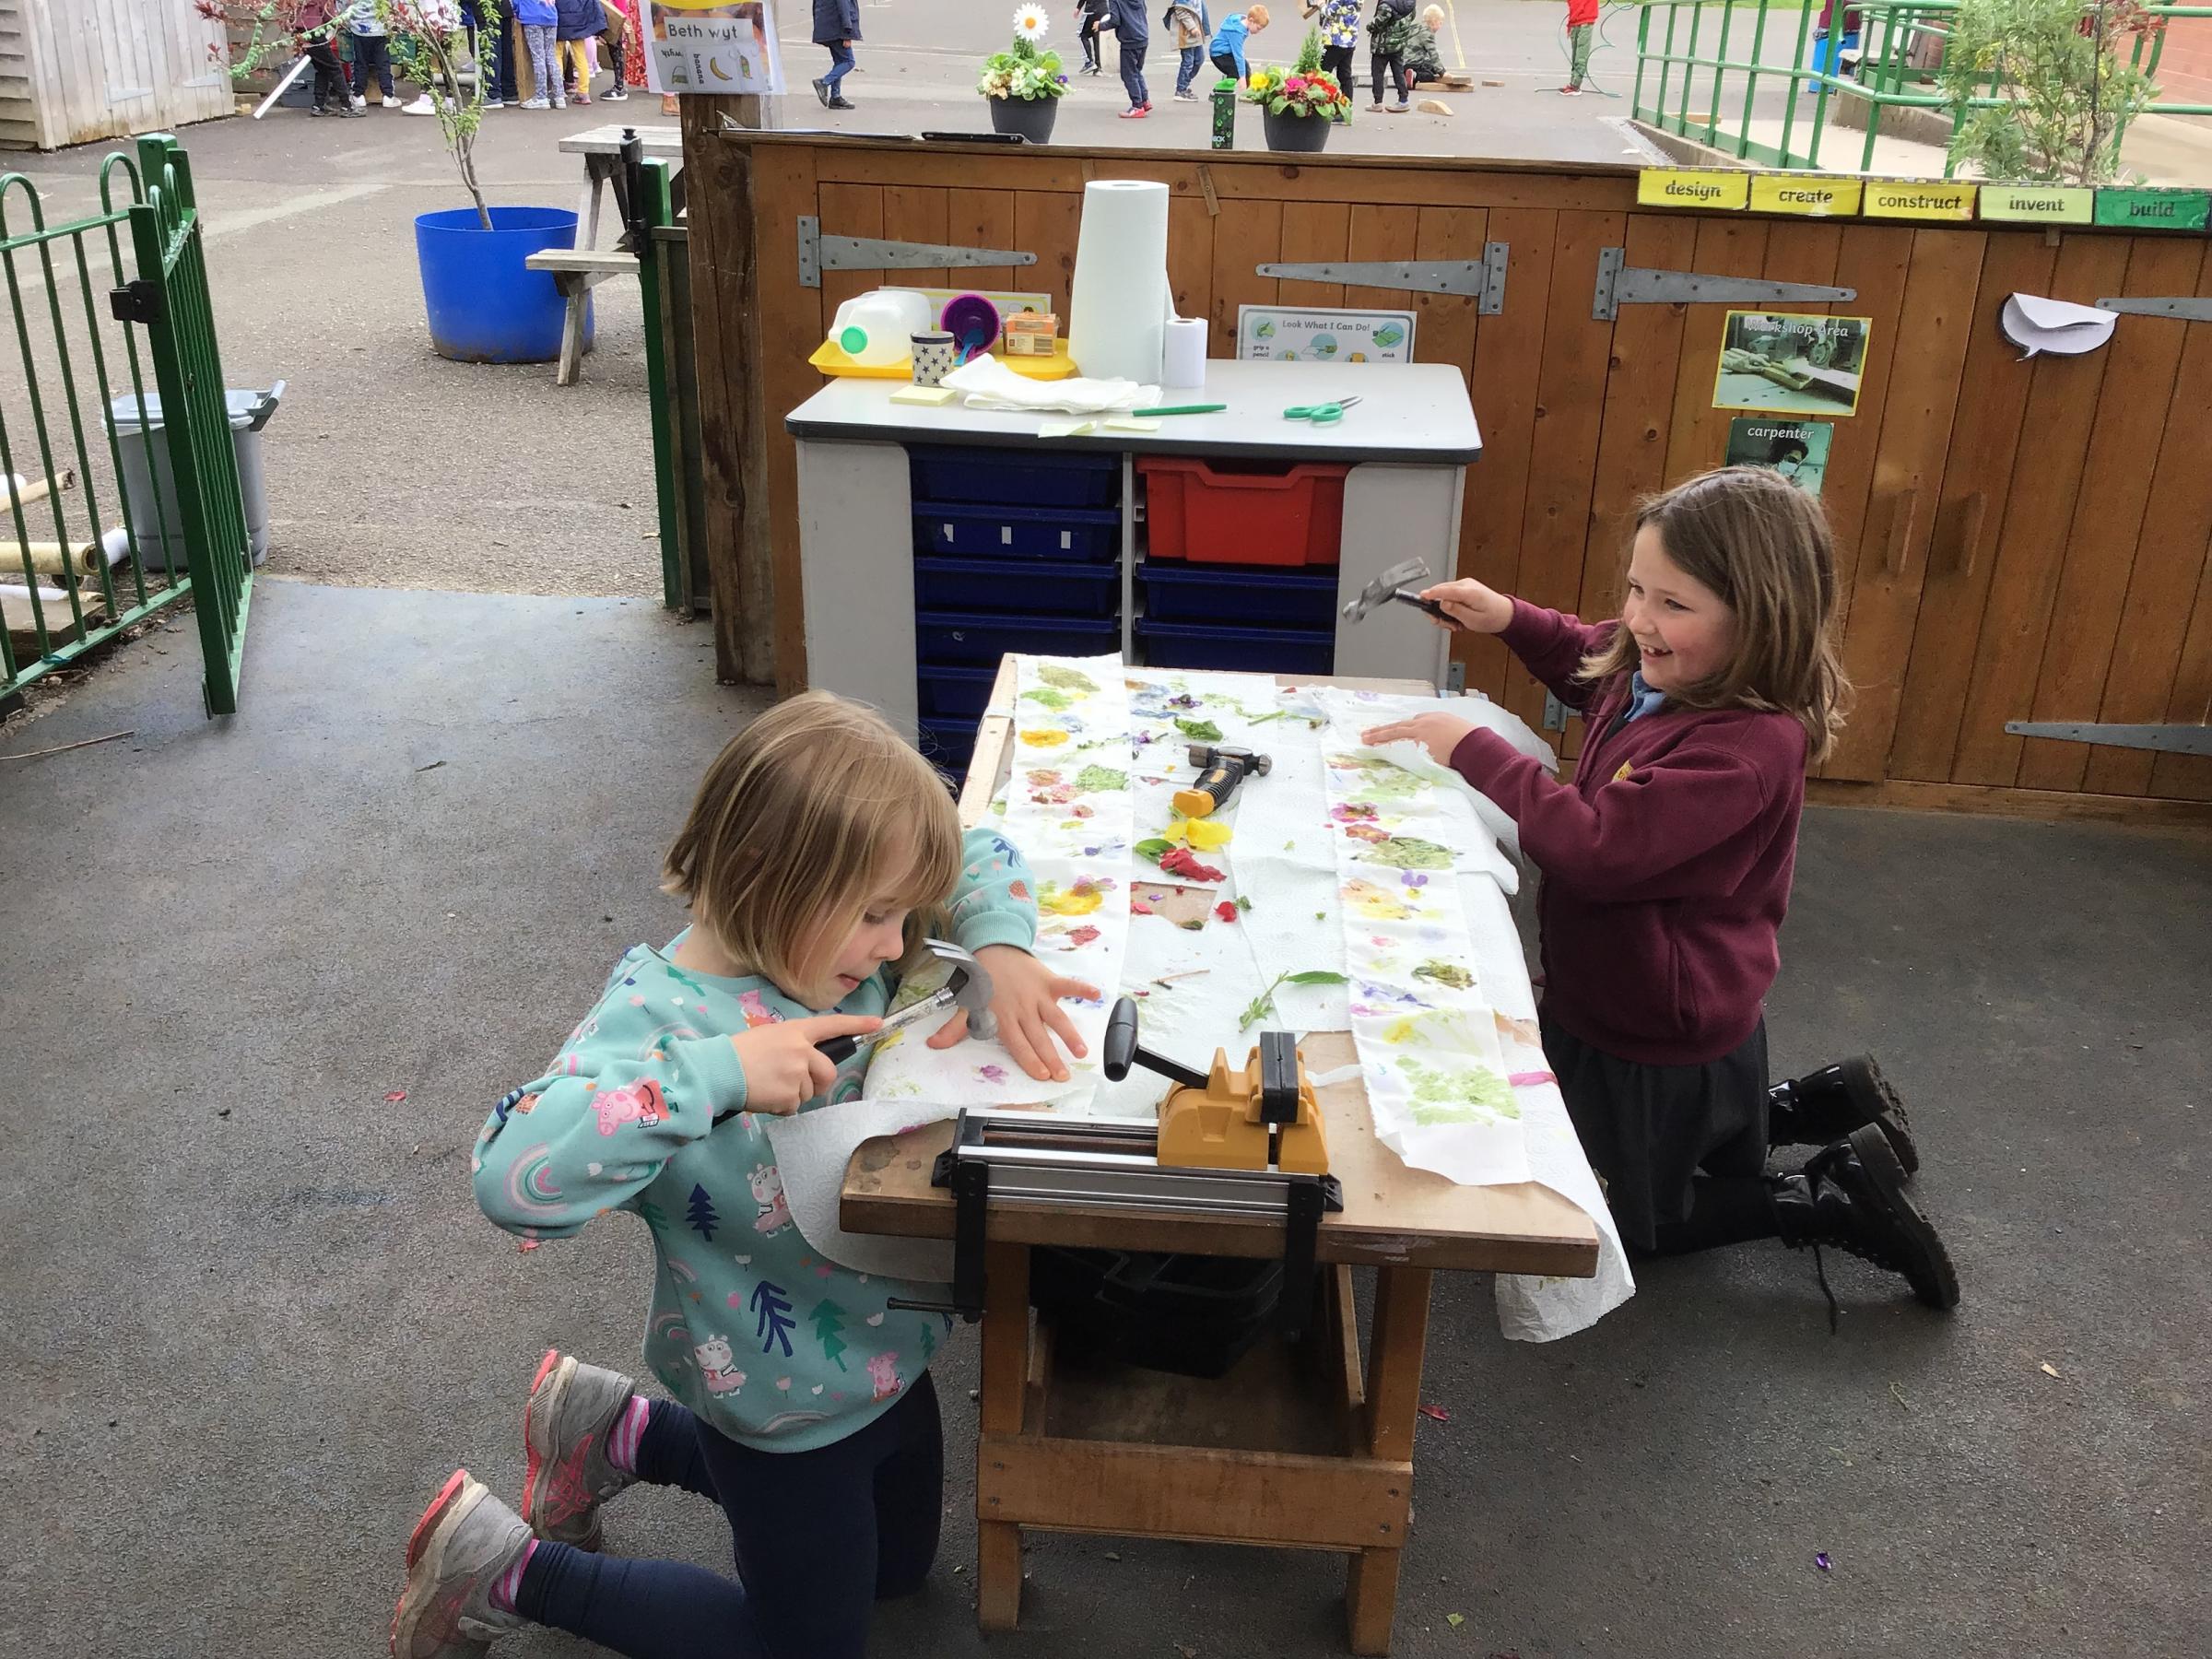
914 501 1122 562
918 609 1123 666
916 556 1121 618
1137 617 1333 675
909 444 1121 509
917 663 1002 720
1139 561 1339 628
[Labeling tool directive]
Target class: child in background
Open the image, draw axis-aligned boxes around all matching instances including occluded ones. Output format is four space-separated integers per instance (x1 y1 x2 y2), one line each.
1366 0 1418 112
346 0 396 107
811 0 861 110
391 693 1097 1659
555 0 606 103
1560 0 1600 93
604 0 635 100
512 0 559 107
1301 0 1361 101
1206 3 1268 83
294 1 361 117
1108 0 1153 118
1078 0 1112 75
1165 1 1212 100
1361 469 1957 1321
1403 3 1448 88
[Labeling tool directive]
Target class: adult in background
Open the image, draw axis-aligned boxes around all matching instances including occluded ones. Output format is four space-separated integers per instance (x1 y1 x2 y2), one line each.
811 0 861 110
1301 0 1360 100
1109 0 1152 117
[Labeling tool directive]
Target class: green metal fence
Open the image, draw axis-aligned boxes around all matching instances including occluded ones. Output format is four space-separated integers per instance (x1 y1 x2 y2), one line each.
1633 0 2212 175
2 133 253 716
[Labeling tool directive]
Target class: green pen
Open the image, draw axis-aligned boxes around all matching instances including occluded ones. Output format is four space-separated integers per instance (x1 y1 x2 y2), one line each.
1128 403 1227 417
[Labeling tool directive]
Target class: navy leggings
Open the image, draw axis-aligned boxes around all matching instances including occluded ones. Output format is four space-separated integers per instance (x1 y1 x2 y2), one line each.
517 1371 944 1659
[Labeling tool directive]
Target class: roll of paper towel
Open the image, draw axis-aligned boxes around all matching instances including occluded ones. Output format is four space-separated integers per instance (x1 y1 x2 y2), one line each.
1162 318 1207 389
1066 180 1173 386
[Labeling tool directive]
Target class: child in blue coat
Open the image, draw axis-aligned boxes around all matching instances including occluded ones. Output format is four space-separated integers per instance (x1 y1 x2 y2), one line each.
812 0 861 109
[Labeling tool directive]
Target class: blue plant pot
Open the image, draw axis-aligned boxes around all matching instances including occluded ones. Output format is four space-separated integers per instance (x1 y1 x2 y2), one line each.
413 206 594 365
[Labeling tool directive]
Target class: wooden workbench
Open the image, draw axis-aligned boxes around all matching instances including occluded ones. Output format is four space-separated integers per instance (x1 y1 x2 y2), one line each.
840 663 1600 1654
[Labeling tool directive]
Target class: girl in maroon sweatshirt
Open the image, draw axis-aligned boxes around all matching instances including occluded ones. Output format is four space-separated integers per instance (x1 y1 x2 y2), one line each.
1365 467 1958 1318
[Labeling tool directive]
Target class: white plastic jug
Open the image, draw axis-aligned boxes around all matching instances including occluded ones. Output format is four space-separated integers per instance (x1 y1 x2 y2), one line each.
830 288 933 368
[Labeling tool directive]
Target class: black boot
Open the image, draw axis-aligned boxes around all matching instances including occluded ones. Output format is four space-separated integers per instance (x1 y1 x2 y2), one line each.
1769 1053 1918 1174
1774 1125 1959 1319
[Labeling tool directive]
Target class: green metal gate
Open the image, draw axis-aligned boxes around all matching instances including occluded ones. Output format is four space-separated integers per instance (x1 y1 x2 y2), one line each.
117 135 253 714
0 133 251 718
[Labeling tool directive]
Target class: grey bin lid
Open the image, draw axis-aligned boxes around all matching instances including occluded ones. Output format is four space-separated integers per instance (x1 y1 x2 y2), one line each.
108 384 284 434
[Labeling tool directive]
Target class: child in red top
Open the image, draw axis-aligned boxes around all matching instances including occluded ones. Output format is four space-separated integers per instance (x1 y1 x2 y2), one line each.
1364 468 1959 1319
1560 0 1600 93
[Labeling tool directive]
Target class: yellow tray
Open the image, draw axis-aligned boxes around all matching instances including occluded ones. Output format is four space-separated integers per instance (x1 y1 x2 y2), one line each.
807 340 1077 381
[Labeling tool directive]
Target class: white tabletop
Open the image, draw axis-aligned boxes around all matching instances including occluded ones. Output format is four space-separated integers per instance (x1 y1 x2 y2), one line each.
559 124 683 157
785 359 1482 465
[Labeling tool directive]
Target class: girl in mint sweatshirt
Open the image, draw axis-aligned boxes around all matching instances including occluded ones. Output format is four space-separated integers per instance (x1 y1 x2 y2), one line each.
392 691 1096 1659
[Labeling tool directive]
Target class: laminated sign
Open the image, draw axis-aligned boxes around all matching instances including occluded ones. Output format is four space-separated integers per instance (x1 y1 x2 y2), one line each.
641 0 784 97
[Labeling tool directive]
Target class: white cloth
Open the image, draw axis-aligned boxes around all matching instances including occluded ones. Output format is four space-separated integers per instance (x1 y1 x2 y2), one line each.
940 353 1157 415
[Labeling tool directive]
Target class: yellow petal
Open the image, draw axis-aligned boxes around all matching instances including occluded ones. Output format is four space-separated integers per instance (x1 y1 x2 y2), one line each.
1182 818 1233 851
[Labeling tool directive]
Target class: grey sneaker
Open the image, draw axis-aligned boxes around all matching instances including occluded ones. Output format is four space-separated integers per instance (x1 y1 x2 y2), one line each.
390 1471 529 1658
521 1348 641 1549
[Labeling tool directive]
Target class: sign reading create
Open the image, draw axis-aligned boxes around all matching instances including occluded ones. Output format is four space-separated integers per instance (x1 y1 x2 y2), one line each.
1748 175 1864 218
2093 189 2212 231
1637 169 1751 211
1863 180 1978 221
1979 185 2095 225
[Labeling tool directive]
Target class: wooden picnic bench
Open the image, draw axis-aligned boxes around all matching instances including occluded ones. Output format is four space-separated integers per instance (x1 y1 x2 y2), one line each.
524 124 684 385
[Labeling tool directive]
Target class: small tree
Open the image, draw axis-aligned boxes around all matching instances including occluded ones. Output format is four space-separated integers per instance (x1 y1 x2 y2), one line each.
1937 0 2163 185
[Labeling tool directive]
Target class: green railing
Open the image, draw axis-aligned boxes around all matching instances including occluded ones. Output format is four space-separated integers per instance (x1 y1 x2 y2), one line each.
1632 0 2212 175
2 134 253 714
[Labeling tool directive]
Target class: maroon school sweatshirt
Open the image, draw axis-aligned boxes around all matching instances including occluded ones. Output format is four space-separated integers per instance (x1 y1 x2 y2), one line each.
1449 599 1808 1066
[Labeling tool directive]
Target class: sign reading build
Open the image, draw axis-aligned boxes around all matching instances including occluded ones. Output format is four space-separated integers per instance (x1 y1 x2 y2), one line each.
2093 189 2212 231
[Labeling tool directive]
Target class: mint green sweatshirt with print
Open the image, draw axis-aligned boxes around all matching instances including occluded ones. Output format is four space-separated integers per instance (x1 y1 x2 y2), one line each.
472 826 1037 1453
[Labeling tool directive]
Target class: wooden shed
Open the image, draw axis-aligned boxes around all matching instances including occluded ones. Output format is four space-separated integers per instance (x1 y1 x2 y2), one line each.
0 0 232 152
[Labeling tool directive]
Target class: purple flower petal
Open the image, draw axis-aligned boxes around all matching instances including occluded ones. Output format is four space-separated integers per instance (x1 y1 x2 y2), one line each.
1815 1553 1830 1571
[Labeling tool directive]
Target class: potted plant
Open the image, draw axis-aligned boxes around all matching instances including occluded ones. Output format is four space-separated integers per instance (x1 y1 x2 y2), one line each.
978 5 1070 143
1936 0 2161 184
1245 26 1354 153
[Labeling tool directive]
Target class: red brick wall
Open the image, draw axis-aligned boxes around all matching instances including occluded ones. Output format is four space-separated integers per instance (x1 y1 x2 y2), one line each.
2159 18 2212 106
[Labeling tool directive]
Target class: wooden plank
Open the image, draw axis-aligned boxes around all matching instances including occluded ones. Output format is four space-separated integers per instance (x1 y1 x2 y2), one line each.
1165 189 1217 335
1948 233 2135 786
1275 202 1351 309
1207 196 1283 343
878 183 952 291
2088 247 2212 798
1823 227 1984 782
1013 188 1085 316
946 187 1021 295
1346 1264 1428 1657
1041 1323 1348 1457
975 1433 1411 1550
1576 213 1700 626
1341 204 1422 316
1510 209 1624 734
1408 206 1483 384
749 146 824 693
1887 232 2059 782
975 1240 1031 1630
1661 218 1772 482
1453 207 1555 703
1346 1547 1403 1657
2148 546 2212 801
816 182 886 324
2016 236 2206 793
1806 776 2212 829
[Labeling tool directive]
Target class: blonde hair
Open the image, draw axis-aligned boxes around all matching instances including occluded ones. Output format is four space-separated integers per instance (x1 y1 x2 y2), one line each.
1246 5 1270 29
1579 466 1850 760
1421 4 1444 27
663 692 962 994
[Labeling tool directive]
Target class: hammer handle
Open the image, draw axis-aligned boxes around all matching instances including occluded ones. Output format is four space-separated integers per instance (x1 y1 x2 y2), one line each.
1394 589 1456 625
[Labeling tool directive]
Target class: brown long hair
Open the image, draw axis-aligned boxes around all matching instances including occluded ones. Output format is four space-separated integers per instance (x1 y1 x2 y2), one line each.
663 692 961 994
1580 466 1850 760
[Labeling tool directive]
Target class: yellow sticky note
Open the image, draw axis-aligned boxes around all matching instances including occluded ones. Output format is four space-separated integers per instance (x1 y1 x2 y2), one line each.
888 383 957 406
1863 180 1977 221
1750 174 1864 218
1638 168 1750 211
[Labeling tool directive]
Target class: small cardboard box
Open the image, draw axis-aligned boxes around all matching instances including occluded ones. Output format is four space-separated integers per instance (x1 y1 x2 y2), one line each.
1004 312 1059 357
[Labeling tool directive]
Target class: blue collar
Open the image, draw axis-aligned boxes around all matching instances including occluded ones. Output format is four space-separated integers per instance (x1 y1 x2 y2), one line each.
1622 671 1668 724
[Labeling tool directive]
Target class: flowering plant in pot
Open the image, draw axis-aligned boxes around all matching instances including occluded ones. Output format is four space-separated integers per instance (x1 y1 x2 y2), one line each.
1245 26 1353 152
978 6 1070 142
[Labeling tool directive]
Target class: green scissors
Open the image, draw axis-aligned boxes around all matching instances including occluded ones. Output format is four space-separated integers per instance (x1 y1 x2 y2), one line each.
1284 395 1363 426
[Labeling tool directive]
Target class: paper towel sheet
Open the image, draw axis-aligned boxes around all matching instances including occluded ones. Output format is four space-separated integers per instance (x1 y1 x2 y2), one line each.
764 1101 959 1282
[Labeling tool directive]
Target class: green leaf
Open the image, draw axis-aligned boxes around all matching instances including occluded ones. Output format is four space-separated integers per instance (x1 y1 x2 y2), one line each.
1446 1612 1465 1628
1172 716 1223 741
1134 838 1174 862
1285 971 1348 986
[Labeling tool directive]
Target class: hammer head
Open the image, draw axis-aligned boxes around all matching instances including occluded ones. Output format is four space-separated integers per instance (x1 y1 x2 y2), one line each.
922 938 997 1041
1185 743 1269 776
1340 557 1436 624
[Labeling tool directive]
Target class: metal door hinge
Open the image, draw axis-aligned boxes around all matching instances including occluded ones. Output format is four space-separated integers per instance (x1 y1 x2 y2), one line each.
1254 242 1510 313
109 280 164 325
796 217 1036 288
1542 692 1569 733
2005 721 2212 756
1592 246 1855 321
2097 296 2212 322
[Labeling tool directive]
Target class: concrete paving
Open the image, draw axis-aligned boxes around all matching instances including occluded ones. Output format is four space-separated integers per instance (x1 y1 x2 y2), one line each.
2 580 2206 1659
